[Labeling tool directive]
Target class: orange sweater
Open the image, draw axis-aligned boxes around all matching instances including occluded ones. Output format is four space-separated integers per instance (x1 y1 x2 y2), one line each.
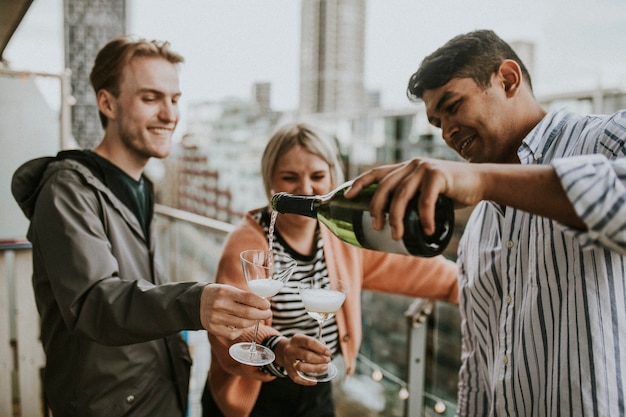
207 209 458 417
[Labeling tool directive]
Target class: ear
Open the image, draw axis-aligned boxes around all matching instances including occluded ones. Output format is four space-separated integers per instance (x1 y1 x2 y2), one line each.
96 89 116 122
498 60 522 97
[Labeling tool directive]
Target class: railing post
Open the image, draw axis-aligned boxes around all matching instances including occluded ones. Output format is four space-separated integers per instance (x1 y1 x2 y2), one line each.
14 248 46 417
0 249 13 417
0 241 46 416
404 298 433 417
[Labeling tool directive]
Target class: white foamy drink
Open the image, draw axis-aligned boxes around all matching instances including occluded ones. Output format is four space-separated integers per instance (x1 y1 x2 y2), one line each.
248 279 283 297
301 288 346 321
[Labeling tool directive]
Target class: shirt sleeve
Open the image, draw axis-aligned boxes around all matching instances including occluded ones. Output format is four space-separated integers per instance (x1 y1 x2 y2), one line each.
552 154 626 254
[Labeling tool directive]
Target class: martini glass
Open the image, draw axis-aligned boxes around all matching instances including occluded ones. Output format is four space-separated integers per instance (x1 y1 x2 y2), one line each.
229 249 296 366
297 278 349 382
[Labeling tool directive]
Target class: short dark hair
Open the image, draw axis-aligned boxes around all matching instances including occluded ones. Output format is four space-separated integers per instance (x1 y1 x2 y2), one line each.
407 29 532 101
89 35 184 128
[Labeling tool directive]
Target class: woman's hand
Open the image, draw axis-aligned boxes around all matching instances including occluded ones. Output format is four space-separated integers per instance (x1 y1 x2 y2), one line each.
274 334 332 385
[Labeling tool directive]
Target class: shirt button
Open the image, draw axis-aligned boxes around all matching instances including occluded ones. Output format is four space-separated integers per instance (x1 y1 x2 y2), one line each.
502 356 509 365
126 395 135 404
504 295 512 304
505 241 514 249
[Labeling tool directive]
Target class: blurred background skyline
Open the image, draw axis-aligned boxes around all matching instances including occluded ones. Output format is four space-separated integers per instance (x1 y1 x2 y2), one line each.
5 0 626 116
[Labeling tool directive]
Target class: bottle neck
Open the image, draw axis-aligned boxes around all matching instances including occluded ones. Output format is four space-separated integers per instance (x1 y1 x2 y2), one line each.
270 181 352 217
271 193 320 218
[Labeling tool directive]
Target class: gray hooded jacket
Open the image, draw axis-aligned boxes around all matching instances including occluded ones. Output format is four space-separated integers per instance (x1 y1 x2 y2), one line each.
12 151 206 417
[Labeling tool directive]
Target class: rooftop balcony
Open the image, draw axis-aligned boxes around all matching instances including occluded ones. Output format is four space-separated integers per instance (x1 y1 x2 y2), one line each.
1 204 461 417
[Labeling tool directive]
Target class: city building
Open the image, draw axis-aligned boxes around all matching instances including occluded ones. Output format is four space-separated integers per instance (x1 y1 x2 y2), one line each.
167 96 273 223
299 0 367 115
64 0 126 148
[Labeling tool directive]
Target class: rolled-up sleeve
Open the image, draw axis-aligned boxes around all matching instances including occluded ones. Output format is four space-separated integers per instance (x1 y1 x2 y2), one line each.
553 154 626 254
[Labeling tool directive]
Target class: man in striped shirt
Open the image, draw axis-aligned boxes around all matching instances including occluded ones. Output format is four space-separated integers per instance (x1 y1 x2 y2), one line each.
346 29 626 416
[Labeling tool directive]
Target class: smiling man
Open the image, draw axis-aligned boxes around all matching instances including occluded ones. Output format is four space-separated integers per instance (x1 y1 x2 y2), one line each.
346 30 626 417
11 36 271 417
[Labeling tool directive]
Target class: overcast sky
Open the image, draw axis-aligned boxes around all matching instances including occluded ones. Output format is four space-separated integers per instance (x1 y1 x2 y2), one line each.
5 0 626 113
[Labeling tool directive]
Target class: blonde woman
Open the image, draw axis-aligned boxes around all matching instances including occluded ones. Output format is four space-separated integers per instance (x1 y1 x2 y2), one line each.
203 122 458 417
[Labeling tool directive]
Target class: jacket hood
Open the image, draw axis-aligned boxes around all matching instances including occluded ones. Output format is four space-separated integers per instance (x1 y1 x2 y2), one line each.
11 150 104 220
12 156 56 220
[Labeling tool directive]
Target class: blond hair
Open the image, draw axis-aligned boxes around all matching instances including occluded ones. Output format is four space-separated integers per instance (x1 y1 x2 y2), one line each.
261 122 345 202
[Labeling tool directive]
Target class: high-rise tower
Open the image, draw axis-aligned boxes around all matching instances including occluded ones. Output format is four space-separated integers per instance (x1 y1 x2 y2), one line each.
299 0 366 115
64 0 126 148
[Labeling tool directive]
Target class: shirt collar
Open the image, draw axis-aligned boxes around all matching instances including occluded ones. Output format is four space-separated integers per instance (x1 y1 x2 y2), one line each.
517 106 573 165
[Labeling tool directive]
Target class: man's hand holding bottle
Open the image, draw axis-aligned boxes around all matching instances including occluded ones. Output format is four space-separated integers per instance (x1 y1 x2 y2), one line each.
344 158 485 239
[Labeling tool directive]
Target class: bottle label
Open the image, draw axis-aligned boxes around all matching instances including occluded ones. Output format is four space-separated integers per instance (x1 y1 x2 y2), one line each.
360 212 411 256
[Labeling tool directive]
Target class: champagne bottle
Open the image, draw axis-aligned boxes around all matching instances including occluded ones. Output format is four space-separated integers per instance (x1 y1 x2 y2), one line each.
271 181 454 257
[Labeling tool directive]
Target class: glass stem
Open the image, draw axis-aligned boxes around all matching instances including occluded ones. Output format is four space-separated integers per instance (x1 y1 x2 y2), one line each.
317 320 324 341
248 320 261 352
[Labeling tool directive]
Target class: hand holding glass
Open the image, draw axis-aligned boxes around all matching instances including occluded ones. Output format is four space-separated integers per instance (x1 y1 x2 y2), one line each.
229 250 296 366
298 278 349 382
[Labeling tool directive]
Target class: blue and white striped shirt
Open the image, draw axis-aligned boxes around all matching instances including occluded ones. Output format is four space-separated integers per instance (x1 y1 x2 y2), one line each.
457 107 626 417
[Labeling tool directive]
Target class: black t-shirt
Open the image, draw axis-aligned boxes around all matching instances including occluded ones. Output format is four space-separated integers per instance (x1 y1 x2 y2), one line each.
57 149 153 239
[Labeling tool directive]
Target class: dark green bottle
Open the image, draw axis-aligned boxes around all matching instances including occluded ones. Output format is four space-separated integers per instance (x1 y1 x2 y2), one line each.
271 181 454 257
